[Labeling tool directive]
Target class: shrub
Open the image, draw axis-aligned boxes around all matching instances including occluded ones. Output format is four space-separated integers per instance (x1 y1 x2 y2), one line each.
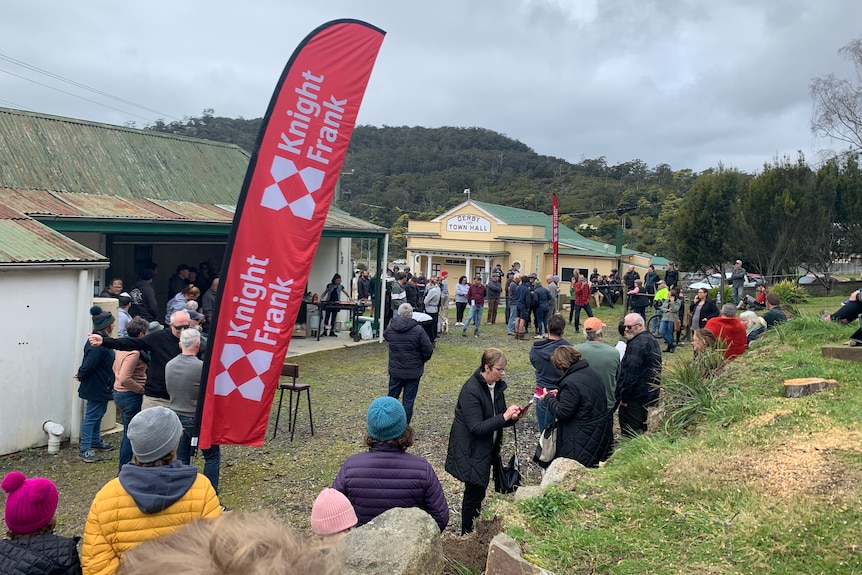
768 280 809 305
656 350 725 434
708 285 732 303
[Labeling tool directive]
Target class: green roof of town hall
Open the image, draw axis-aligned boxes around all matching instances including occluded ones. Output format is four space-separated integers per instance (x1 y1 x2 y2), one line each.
472 200 641 257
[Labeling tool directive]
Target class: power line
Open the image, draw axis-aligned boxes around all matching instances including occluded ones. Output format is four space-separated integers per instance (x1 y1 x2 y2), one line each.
0 97 32 111
0 67 157 123
0 51 181 122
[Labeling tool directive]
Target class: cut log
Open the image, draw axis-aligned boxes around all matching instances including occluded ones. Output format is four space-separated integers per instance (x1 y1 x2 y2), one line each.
783 378 838 398
822 345 862 361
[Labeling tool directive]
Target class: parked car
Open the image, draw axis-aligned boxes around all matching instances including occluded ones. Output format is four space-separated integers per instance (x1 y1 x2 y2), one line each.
687 272 763 291
681 272 706 286
797 273 851 285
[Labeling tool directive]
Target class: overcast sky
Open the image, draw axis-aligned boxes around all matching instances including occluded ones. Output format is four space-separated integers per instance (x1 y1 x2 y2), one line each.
1 0 859 173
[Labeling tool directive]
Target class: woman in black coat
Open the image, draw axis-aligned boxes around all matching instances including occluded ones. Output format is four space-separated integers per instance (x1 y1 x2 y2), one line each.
690 287 719 330
537 346 612 468
445 348 525 534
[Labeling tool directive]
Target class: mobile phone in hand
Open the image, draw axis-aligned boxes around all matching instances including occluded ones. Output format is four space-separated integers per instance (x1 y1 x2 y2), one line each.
522 397 535 411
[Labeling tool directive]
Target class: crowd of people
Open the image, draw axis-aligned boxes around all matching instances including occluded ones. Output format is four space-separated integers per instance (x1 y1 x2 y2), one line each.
4 258 834 572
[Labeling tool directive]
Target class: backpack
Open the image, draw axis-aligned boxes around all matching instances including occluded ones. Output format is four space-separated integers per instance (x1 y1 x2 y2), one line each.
128 288 143 305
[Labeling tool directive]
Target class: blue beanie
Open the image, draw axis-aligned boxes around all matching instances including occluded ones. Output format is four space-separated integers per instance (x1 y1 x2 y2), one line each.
366 397 407 441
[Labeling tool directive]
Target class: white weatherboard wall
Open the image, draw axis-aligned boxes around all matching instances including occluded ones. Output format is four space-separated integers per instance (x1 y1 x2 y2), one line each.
0 267 97 455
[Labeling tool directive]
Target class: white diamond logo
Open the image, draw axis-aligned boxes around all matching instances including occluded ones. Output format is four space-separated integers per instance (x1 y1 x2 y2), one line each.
260 156 326 220
214 344 274 400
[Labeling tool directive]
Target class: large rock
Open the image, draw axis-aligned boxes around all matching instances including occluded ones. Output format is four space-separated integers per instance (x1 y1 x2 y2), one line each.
540 457 586 488
341 507 445 575
486 533 556 575
513 485 543 501
514 459 586 501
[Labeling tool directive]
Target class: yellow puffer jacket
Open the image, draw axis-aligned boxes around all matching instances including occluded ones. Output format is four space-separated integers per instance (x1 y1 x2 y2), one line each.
82 470 221 575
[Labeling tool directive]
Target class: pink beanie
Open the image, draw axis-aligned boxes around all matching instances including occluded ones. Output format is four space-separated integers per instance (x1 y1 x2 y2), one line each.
2 471 59 534
310 488 357 536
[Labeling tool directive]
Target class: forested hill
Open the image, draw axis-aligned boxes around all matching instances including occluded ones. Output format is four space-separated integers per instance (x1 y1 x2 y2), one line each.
145 111 697 256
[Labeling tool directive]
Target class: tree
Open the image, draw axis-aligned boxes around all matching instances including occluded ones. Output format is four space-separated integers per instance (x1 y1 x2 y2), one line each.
672 168 746 282
810 37 862 154
654 193 683 259
737 155 819 280
388 212 410 260
832 154 862 258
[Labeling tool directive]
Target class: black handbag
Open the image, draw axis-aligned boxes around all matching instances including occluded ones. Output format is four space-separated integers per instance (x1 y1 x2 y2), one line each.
494 424 522 494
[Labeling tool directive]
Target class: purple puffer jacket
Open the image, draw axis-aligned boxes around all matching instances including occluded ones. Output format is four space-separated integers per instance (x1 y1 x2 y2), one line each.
332 444 449 531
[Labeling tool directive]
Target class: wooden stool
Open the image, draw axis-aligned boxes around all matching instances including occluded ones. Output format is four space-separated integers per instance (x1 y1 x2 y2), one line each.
273 363 314 441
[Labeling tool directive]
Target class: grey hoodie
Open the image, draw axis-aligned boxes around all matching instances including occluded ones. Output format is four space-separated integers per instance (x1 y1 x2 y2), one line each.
529 337 571 390
119 461 199 514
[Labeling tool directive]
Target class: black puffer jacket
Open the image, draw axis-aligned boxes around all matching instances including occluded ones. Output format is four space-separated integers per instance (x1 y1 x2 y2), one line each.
542 361 612 468
615 330 662 406
383 316 433 379
445 370 516 487
0 534 82 575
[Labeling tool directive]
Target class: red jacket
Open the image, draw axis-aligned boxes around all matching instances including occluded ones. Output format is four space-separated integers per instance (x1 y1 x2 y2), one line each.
705 316 748 359
466 283 486 307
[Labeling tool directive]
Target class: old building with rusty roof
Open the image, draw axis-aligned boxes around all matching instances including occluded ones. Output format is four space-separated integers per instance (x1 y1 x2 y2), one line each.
0 107 386 455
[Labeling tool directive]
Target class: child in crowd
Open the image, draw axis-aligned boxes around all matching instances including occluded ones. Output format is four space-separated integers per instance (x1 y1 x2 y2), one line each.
0 471 82 574
310 488 358 544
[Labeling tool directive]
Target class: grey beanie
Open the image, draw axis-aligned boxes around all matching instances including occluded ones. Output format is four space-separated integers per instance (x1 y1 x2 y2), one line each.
127 407 183 463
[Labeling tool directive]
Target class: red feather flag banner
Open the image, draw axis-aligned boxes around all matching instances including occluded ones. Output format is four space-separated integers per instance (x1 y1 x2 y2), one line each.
552 193 559 276
197 20 385 448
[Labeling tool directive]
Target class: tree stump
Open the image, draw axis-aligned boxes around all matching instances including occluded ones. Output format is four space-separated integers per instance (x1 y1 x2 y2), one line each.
783 378 838 398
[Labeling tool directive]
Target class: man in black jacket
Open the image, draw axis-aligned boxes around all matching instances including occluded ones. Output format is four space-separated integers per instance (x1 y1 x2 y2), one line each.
383 303 433 424
615 313 662 437
88 310 190 410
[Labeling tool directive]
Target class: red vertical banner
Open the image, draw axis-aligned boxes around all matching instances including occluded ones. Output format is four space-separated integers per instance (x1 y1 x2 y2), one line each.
198 20 385 448
552 193 559 276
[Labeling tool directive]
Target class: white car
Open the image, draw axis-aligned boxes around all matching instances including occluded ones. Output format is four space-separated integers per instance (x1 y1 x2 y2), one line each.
687 272 762 291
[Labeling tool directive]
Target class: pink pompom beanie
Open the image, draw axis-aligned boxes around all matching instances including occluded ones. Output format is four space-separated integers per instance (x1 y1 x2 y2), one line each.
2 471 59 534
310 488 357 536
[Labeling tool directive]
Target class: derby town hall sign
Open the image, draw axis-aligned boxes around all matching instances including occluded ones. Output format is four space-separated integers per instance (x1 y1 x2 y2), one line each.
446 214 490 233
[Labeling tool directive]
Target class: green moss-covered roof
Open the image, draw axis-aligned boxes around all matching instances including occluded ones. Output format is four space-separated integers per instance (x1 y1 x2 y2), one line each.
0 107 250 204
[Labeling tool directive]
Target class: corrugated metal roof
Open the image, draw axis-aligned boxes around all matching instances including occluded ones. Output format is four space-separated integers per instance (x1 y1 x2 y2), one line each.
0 187 83 216
0 187 386 232
0 107 386 237
0 219 107 264
0 188 234 223
0 107 249 204
325 205 388 232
